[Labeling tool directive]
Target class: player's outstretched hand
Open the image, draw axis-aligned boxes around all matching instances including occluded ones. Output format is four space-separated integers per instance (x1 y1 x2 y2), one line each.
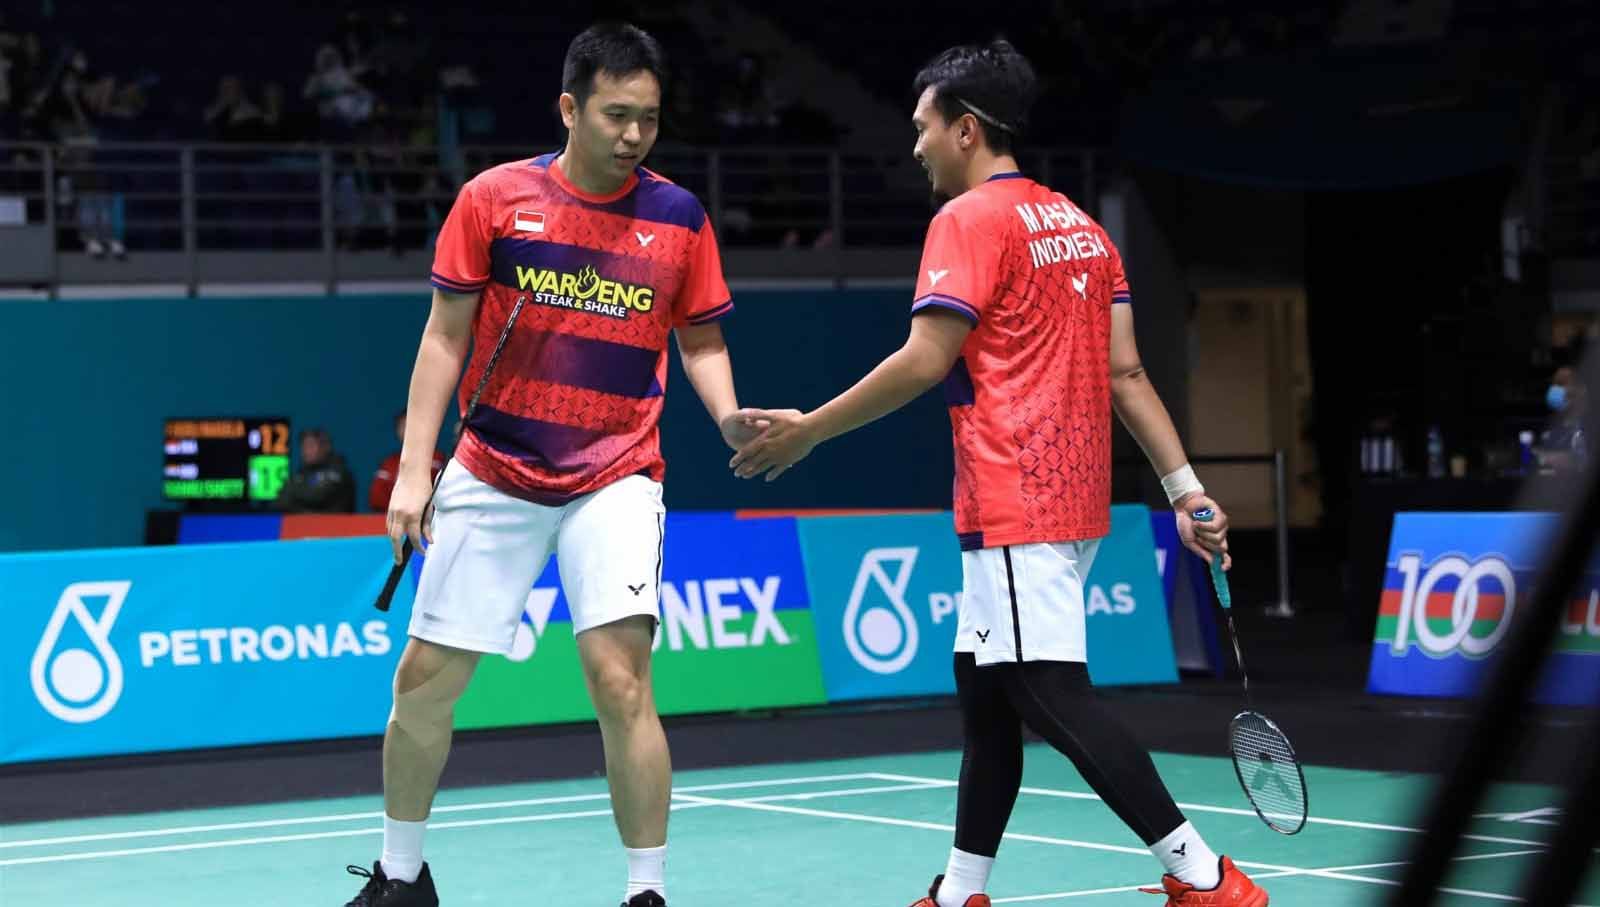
729 408 815 482
1177 494 1233 571
719 411 771 451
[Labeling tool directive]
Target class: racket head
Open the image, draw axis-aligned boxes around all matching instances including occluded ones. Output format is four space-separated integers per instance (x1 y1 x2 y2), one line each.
1228 709 1308 835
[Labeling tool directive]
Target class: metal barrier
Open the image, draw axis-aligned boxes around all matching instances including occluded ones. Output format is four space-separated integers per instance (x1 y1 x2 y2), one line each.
0 141 1102 292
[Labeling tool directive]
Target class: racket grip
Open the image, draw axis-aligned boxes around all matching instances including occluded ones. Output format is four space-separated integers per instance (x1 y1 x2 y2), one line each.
374 539 413 612
1193 508 1232 609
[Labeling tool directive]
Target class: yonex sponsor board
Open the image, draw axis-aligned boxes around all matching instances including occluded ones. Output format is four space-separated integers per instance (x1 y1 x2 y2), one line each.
447 512 827 730
1368 512 1600 706
1 537 409 763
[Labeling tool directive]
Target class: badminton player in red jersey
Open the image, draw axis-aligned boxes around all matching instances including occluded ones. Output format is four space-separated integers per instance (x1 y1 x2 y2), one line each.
342 23 758 907
731 41 1268 907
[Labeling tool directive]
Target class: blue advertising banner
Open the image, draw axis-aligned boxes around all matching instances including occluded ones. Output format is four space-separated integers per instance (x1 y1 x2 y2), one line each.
1368 512 1600 706
799 505 1177 701
796 513 965 702
1 537 410 763
1086 505 1180 686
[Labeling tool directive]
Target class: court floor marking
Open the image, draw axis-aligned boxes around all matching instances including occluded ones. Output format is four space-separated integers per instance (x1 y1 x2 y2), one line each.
0 778 940 867
0 771 892 851
673 790 1543 903
868 772 1560 851
988 848 1555 903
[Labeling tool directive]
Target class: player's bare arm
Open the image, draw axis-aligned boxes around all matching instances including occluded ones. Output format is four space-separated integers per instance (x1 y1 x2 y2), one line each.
388 288 479 562
730 308 971 481
1108 301 1231 569
676 321 764 451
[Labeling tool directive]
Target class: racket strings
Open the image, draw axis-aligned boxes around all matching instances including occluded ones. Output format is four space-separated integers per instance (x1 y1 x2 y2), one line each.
1230 713 1307 832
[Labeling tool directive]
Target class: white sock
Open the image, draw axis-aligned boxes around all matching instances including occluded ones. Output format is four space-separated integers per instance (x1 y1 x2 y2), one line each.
1152 821 1220 889
936 847 994 907
380 815 426 884
625 844 667 901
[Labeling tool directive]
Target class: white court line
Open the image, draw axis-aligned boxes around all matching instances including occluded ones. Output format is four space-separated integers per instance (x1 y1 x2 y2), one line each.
991 849 1551 903
678 790 1547 903
866 772 1563 851
0 771 882 850
0 779 937 868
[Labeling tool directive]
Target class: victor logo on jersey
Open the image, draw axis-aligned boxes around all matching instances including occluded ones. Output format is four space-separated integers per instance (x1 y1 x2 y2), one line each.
514 264 655 319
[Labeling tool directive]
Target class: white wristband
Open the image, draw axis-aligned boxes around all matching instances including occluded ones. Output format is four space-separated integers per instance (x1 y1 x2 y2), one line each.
1160 464 1204 507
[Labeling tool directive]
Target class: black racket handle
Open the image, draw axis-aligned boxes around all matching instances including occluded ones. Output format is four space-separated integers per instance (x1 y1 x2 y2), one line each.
375 540 413 612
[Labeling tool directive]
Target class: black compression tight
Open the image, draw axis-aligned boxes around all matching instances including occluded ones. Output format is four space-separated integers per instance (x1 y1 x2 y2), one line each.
952 653 1186 857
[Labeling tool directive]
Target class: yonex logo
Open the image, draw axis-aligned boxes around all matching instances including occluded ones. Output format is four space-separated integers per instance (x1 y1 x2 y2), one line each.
976 629 990 644
508 577 790 662
927 269 950 288
636 232 656 248
31 581 129 723
1172 843 1187 857
508 587 561 663
1071 273 1090 298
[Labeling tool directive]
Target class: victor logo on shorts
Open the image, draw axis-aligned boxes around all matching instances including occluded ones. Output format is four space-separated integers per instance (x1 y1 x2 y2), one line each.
31 581 129 724
843 548 923 674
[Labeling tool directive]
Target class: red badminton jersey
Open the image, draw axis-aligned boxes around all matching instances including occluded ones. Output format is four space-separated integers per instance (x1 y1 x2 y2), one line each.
911 172 1131 550
430 153 732 504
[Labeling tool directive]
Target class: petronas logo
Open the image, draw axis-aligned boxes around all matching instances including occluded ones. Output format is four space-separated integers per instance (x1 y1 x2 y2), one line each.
30 582 130 723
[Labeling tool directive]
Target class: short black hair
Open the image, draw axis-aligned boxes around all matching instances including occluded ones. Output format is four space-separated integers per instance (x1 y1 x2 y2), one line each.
562 22 667 107
912 39 1037 153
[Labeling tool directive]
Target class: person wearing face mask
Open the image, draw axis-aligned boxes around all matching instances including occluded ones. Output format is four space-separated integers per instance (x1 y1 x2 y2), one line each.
1537 366 1588 473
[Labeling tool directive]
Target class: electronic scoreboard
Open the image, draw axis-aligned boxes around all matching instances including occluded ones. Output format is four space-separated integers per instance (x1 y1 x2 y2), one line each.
163 418 291 504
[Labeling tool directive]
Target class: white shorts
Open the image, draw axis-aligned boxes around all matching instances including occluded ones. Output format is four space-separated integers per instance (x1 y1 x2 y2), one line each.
955 540 1101 666
408 460 666 655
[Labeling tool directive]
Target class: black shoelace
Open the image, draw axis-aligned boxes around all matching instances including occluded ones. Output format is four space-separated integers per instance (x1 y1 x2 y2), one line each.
346 864 385 902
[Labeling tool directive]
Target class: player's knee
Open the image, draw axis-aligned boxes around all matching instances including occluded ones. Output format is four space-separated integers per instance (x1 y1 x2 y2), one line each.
389 645 474 746
587 661 649 724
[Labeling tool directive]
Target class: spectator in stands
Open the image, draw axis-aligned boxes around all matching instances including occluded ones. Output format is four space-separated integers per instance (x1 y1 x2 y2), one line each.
369 409 446 513
717 52 778 142
0 27 15 127
303 43 374 137
1190 16 1245 60
366 9 429 117
0 24 44 138
204 75 265 142
258 82 287 141
1538 365 1590 474
281 427 356 513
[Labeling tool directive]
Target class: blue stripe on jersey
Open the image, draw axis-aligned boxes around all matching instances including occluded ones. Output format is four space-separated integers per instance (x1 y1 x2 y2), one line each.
489 237 653 290
467 404 606 472
431 271 486 293
912 294 980 326
687 299 734 325
519 330 663 400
